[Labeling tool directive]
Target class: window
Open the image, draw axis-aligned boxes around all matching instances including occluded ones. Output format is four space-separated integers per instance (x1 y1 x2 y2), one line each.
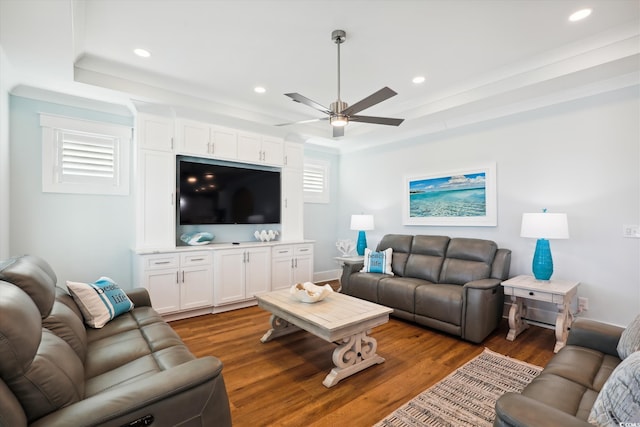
41 114 131 195
303 158 330 203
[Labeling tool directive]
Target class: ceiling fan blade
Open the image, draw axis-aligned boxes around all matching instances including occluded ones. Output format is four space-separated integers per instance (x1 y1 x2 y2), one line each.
275 117 328 127
341 86 398 116
285 93 332 115
332 126 345 138
349 115 404 126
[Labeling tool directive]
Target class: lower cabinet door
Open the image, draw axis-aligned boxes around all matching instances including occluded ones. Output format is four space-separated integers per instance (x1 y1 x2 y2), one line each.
180 264 213 310
144 269 180 314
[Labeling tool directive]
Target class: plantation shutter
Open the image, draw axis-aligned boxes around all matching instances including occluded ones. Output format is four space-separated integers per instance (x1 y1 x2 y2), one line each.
56 129 119 184
303 159 329 203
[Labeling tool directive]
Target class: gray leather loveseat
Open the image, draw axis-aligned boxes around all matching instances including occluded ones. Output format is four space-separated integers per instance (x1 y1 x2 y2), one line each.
495 317 639 426
0 255 232 427
340 234 511 343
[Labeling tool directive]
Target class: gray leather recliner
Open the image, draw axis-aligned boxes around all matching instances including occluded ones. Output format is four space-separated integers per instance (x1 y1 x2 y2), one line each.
0 255 232 427
341 234 512 343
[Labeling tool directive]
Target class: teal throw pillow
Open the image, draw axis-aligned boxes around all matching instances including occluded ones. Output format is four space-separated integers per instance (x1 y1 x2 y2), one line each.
66 277 134 328
360 248 393 275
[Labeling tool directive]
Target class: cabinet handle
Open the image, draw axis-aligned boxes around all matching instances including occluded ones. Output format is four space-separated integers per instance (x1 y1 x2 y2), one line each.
211 142 215 154
171 137 174 150
176 271 179 284
278 250 287 254
182 271 185 283
284 155 288 166
191 258 204 262
529 291 535 296
299 248 308 252
154 261 171 265
285 198 288 208
291 259 294 268
295 258 298 268
246 252 250 263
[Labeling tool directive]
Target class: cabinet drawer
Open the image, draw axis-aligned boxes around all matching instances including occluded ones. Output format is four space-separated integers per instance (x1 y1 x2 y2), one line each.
272 246 293 258
143 254 179 270
511 287 554 303
180 251 212 266
295 245 313 256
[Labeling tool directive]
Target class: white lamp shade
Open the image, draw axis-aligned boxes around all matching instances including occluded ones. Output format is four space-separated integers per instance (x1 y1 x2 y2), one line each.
350 214 374 231
521 213 569 239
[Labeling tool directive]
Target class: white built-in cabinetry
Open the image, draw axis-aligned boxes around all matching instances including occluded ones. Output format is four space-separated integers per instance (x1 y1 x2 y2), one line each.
213 246 271 305
135 251 213 315
271 243 314 290
133 112 310 320
135 114 176 249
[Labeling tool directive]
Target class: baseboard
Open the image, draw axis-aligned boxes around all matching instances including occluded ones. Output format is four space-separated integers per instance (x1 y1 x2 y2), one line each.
313 268 341 283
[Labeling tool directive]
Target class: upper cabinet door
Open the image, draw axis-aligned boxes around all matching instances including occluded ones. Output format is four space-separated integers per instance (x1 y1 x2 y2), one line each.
261 136 284 166
137 113 174 152
176 119 212 156
283 141 303 170
210 125 238 159
237 132 262 164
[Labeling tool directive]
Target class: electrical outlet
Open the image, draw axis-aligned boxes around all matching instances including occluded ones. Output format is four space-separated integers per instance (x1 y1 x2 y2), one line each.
578 297 589 312
623 224 640 238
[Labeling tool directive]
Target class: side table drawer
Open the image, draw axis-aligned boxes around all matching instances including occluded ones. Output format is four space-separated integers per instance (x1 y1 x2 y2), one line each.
512 287 554 303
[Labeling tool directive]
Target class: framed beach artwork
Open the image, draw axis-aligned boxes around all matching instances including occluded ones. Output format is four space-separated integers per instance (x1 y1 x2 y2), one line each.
403 163 497 226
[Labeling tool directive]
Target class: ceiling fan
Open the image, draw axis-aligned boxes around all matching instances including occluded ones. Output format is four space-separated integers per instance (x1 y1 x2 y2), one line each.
277 29 404 138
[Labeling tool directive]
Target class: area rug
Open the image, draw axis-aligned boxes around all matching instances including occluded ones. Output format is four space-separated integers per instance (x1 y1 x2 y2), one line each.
374 348 543 427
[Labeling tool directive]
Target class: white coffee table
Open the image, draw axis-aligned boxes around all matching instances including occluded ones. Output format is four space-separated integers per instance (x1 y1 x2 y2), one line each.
255 289 393 388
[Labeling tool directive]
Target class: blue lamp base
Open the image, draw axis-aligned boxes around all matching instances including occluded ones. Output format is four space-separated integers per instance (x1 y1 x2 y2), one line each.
356 230 367 256
532 238 553 281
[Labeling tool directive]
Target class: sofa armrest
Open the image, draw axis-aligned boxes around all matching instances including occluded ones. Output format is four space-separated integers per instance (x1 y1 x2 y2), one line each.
495 393 592 427
340 261 364 293
566 318 623 357
464 278 502 290
30 356 231 427
125 287 152 307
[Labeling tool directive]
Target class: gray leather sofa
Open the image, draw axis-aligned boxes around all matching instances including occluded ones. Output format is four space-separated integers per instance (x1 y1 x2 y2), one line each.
494 318 625 426
340 234 511 343
0 255 232 427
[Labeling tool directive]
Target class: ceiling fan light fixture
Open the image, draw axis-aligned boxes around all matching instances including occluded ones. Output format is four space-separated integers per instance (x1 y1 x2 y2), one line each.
330 115 348 127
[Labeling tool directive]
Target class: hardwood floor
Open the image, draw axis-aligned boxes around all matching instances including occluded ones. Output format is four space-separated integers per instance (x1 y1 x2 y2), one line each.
170 303 556 427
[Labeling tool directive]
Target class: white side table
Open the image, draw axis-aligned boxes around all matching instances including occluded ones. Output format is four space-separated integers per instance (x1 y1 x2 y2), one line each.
334 256 364 292
501 275 580 353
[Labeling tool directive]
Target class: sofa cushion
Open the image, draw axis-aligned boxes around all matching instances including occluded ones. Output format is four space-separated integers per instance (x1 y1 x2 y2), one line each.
377 234 414 276
0 282 85 423
67 277 134 328
589 351 640 426
43 288 88 362
414 283 463 326
404 235 450 282
346 273 384 302
0 255 57 318
378 277 428 314
361 248 393 274
617 314 640 360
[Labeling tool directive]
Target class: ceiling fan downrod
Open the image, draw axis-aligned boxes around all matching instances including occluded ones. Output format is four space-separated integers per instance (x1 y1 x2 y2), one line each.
331 29 348 115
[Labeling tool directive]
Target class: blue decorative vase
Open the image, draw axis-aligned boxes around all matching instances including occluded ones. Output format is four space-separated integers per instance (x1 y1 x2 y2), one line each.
532 238 553 281
356 231 367 256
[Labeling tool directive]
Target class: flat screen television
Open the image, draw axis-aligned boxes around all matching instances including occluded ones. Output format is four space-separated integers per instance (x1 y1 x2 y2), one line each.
177 156 281 225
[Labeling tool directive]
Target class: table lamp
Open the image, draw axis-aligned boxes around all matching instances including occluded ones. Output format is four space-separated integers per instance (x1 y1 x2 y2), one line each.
350 214 374 256
520 209 569 281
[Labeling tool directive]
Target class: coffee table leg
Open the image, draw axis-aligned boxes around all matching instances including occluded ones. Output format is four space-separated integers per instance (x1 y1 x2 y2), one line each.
322 331 385 388
260 314 300 343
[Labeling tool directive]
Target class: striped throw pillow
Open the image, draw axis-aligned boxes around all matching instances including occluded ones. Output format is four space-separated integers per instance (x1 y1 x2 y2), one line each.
360 248 394 275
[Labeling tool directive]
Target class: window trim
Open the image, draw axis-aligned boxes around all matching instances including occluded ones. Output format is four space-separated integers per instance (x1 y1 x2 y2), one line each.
40 114 131 196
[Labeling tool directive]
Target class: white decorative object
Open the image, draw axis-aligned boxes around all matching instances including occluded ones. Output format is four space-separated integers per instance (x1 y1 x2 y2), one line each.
336 239 355 256
254 229 279 242
289 282 334 303
180 232 214 246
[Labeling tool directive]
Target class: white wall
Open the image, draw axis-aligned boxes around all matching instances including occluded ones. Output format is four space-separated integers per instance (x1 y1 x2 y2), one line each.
303 145 341 278
0 44 10 258
338 87 640 326
9 95 135 287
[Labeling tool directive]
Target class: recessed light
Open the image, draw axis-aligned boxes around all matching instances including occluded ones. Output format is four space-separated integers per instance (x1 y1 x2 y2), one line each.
569 8 592 22
412 76 426 84
254 86 266 94
133 48 151 58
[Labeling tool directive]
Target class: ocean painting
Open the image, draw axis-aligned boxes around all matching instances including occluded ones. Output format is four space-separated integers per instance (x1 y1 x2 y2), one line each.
409 172 487 218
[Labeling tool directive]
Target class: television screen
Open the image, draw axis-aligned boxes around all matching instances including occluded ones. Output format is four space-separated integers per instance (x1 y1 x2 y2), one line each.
177 156 281 225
